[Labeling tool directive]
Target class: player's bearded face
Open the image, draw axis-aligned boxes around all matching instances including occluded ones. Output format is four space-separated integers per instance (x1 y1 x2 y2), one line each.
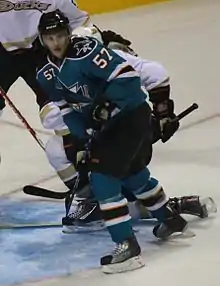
42 30 69 58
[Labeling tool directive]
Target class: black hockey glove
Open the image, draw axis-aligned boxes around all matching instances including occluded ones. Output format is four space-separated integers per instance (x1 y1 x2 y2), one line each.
149 86 179 143
153 99 179 143
92 101 112 121
63 133 88 167
101 30 137 56
161 115 180 143
91 100 118 130
101 30 131 47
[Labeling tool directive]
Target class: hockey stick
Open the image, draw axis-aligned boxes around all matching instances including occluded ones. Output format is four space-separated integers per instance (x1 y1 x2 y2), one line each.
65 174 80 216
23 185 70 199
64 136 92 217
0 87 45 150
0 222 61 230
23 103 199 200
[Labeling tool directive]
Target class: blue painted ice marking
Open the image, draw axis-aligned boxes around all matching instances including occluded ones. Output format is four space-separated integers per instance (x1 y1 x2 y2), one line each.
0 198 155 285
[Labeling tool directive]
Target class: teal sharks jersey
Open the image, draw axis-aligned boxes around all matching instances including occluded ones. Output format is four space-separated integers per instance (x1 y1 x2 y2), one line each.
37 36 148 138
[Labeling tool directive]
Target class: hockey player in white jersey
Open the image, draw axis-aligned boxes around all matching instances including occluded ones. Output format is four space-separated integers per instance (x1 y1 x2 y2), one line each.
38 26 216 232
0 0 134 117
0 0 89 113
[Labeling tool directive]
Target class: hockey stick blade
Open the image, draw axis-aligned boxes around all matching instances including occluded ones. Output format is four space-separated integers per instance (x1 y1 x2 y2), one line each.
0 222 61 230
23 185 70 199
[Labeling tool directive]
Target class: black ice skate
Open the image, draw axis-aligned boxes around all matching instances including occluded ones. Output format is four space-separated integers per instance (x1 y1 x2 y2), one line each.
153 204 195 240
101 235 145 274
169 196 217 218
62 199 104 233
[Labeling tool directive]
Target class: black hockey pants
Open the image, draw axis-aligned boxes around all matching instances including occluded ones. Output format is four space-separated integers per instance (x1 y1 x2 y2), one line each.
0 43 48 110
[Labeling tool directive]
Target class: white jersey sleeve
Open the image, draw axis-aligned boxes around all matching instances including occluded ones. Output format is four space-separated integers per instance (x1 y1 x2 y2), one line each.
0 0 92 51
113 49 170 91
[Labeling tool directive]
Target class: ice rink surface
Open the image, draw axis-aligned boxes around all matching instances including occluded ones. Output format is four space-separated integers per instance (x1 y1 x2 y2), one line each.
0 0 220 285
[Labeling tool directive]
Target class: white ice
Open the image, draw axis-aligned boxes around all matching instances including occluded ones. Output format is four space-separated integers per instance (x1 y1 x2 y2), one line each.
0 0 220 285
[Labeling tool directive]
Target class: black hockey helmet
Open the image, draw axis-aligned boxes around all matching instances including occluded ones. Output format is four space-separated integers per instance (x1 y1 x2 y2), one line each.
38 9 70 36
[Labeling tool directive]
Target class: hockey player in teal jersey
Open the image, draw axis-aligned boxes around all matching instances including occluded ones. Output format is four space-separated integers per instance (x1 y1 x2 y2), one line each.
36 10 191 273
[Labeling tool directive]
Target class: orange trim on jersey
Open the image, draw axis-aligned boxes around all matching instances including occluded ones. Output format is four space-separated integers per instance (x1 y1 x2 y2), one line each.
101 202 127 211
105 214 130 223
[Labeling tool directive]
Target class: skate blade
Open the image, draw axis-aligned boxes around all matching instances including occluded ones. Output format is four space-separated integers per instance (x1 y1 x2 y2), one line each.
168 226 195 240
102 255 145 274
200 197 217 216
62 221 105 233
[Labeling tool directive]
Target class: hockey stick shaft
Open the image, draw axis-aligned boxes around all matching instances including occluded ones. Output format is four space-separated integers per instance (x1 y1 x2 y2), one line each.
65 175 81 216
0 87 45 150
64 133 95 216
176 103 198 121
0 222 61 230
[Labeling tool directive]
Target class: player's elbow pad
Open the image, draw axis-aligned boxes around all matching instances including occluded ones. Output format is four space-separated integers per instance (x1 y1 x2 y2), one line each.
148 84 171 104
39 102 64 130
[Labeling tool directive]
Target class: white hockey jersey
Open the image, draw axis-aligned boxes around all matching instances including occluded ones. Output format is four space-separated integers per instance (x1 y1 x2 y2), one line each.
0 0 91 51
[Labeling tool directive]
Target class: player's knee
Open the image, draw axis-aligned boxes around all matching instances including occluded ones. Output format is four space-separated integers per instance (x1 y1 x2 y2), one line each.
135 178 167 210
90 172 131 226
123 167 151 191
90 172 121 199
